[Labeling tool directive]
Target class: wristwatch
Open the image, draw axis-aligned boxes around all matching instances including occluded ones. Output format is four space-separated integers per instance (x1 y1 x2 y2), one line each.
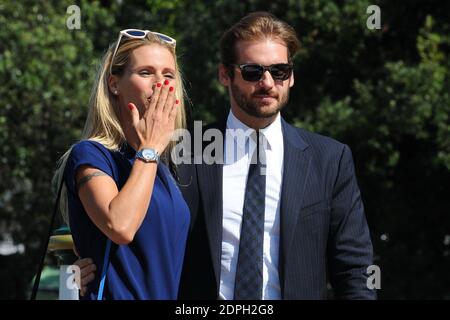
135 148 159 164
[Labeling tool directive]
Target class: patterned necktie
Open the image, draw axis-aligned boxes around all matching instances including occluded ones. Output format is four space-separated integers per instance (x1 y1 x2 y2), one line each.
234 131 266 300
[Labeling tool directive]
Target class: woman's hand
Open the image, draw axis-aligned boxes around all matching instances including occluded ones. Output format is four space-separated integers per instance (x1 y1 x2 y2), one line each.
76 83 177 246
123 80 179 154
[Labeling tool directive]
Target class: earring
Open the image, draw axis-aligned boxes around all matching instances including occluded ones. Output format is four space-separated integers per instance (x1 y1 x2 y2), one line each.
113 90 118 95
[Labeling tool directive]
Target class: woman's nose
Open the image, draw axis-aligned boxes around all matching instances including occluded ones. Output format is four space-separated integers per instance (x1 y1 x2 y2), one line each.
155 75 165 84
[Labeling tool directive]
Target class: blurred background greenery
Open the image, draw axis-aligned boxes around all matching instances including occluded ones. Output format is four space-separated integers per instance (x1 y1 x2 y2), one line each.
0 0 449 299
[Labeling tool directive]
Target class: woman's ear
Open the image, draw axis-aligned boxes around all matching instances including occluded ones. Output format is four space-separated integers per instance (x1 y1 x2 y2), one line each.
108 74 119 96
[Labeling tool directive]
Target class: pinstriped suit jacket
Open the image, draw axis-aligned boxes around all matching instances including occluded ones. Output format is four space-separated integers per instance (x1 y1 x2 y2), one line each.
177 117 376 300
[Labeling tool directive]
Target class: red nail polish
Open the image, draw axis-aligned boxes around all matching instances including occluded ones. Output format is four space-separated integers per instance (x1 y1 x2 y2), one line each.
128 103 133 110
175 99 179 104
157 83 162 88
164 79 169 85
169 86 174 92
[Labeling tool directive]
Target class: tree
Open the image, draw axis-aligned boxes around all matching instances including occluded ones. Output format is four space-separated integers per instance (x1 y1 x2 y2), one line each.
1 0 449 299
0 0 114 298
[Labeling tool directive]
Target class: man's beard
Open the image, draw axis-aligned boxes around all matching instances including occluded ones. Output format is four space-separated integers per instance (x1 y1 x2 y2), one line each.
230 83 289 119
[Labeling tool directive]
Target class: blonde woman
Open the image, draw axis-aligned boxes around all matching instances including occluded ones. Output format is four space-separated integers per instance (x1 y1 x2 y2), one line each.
54 29 189 299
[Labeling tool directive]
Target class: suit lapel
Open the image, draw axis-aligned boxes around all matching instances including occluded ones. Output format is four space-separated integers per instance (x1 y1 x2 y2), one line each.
196 118 227 292
279 119 311 298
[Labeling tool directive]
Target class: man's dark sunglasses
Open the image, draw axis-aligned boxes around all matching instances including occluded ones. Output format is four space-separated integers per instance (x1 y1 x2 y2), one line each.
230 63 293 82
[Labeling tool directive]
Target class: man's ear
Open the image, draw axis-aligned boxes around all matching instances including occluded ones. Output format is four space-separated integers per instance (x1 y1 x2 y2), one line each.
108 74 119 95
218 64 231 86
288 70 295 88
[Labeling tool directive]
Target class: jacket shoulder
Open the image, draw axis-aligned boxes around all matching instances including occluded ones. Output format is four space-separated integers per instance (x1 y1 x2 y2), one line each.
285 121 348 155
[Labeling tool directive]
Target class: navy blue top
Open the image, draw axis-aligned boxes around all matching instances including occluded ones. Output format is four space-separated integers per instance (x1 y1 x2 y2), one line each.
64 140 190 300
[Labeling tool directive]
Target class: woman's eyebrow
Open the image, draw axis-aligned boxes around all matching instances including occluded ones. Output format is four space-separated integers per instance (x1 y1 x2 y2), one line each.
162 67 176 74
133 65 156 70
132 65 175 73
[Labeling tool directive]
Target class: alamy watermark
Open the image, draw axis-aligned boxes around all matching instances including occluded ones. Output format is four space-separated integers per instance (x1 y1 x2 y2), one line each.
366 264 381 290
169 121 268 174
366 5 381 30
63 264 81 290
66 5 81 30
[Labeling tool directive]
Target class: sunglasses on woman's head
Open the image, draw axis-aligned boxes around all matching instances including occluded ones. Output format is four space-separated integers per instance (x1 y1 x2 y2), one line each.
230 63 293 82
109 29 176 75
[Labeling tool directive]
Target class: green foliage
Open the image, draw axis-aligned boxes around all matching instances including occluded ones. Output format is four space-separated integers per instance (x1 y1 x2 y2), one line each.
0 0 449 299
0 0 113 298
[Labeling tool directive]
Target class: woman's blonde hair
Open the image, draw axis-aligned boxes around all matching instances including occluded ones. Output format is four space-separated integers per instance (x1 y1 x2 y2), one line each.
53 32 187 223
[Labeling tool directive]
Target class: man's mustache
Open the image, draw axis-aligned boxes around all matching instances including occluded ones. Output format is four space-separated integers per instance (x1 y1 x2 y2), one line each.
252 90 278 98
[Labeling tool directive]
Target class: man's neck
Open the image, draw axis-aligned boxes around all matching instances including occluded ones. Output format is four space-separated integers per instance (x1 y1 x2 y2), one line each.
230 105 278 130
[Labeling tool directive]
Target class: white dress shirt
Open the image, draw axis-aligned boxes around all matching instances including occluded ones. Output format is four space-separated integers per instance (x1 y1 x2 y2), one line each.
220 110 284 300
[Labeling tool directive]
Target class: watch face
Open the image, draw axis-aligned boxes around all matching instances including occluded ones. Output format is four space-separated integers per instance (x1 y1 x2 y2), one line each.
142 149 156 160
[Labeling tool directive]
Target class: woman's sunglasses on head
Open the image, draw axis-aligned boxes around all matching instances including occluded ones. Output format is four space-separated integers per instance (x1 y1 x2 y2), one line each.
230 63 293 82
109 29 176 75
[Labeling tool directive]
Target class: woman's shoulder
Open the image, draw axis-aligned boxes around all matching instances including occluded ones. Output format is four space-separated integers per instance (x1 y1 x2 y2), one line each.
72 139 109 154
70 139 116 160
68 139 117 170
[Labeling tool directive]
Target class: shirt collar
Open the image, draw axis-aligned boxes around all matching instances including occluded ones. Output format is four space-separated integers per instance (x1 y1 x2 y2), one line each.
226 109 283 152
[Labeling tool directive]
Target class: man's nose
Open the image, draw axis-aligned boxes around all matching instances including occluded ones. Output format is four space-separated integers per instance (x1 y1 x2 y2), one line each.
259 70 274 88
